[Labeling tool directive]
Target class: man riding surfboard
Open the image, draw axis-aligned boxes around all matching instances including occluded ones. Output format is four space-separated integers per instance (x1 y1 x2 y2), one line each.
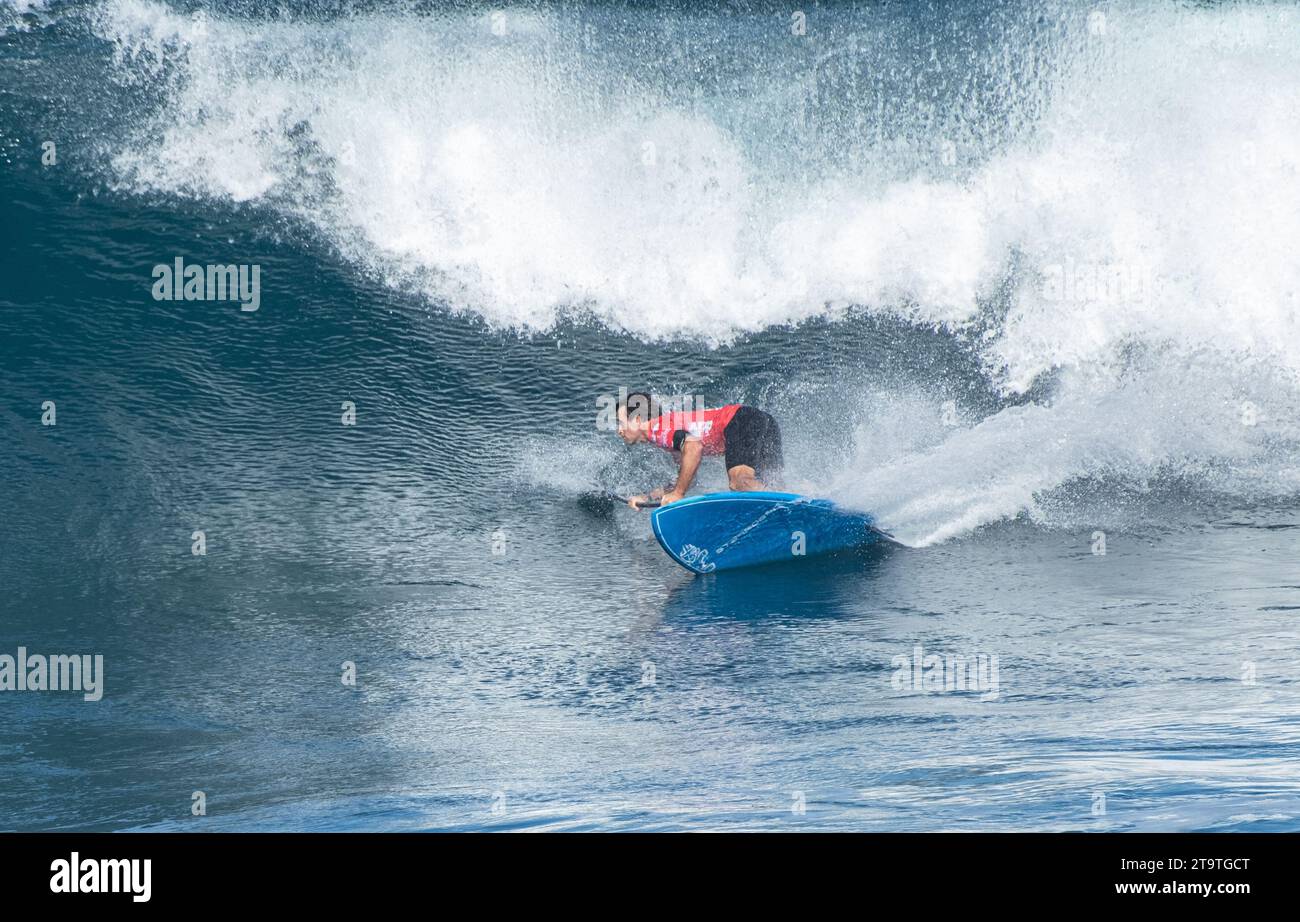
615 391 784 508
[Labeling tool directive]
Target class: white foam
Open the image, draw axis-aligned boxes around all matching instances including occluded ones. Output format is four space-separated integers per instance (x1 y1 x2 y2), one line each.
89 0 1300 542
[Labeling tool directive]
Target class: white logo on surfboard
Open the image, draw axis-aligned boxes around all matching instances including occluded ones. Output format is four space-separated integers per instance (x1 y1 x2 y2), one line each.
677 544 716 572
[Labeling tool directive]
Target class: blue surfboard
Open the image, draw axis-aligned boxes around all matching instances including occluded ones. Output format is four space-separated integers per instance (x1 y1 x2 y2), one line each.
649 491 891 573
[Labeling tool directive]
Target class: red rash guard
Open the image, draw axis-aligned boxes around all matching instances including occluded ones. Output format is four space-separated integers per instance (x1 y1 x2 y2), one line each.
646 405 741 454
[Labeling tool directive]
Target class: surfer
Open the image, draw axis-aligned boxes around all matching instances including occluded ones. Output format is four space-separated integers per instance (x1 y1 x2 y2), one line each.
616 392 783 508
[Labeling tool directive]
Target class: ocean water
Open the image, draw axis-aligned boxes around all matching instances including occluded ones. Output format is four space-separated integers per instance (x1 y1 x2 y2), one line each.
2 0 1300 831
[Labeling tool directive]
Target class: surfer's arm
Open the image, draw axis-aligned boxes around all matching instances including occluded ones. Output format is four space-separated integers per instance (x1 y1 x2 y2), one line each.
663 438 702 504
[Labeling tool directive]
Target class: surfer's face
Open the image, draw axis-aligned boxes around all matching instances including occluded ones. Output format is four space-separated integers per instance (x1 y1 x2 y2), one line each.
617 408 648 444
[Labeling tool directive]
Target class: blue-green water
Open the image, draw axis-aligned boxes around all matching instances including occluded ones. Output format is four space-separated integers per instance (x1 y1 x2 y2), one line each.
3 0 1300 831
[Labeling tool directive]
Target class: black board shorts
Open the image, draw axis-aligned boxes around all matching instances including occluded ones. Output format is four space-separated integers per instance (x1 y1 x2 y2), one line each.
723 406 784 479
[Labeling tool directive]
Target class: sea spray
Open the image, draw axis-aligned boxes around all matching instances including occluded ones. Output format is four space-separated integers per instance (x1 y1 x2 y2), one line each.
83 0 1300 544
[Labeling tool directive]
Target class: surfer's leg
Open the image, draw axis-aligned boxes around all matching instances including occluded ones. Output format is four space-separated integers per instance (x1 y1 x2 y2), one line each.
724 407 782 491
755 412 784 485
727 464 763 491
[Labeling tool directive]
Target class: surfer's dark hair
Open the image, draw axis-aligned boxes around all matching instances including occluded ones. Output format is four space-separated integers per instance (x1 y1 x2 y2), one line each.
618 390 656 422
